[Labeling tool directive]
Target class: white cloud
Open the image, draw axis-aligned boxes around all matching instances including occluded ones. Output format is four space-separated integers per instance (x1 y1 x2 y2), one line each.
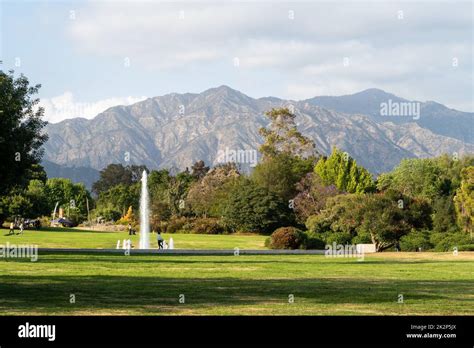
40 92 147 123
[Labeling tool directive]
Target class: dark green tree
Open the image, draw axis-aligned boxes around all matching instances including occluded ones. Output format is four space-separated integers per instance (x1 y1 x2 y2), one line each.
222 178 294 234
252 153 314 202
96 183 140 216
307 190 431 251
432 196 458 233
45 178 92 222
92 164 148 194
0 70 48 195
191 160 210 180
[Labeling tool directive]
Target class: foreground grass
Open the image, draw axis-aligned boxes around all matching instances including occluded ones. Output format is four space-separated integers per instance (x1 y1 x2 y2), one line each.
0 252 472 315
0 227 267 250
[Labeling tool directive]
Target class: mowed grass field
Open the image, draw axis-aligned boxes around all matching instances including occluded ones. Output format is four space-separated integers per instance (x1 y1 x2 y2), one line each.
0 227 267 250
0 247 472 315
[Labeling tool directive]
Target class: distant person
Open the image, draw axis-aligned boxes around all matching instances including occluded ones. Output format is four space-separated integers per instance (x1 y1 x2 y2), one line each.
9 222 14 235
128 223 133 235
157 231 164 249
19 222 24 235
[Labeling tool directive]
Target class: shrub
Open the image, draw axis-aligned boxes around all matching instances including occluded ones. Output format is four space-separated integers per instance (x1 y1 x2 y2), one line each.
430 232 472 251
39 215 51 228
352 230 372 244
399 230 433 251
457 244 474 251
324 232 353 246
305 214 330 234
117 206 136 225
165 217 188 233
192 217 225 234
269 227 307 249
301 231 325 249
93 207 121 222
152 220 168 234
66 207 84 227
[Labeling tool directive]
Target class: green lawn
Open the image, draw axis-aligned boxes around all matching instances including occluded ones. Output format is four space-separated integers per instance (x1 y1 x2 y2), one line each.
0 250 472 315
0 227 267 250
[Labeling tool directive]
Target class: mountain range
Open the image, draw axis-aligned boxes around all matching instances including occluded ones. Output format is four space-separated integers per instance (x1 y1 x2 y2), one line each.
42 86 473 187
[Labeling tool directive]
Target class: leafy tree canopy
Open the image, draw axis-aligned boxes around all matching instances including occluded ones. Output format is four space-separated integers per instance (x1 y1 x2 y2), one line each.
187 163 240 217
259 107 318 160
315 147 375 194
454 166 474 234
191 160 210 180
308 190 432 251
252 153 314 202
0 70 48 195
222 178 294 234
377 155 474 201
92 164 148 195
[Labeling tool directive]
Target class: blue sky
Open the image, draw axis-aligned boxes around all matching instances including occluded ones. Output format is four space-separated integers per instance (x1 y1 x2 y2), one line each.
1 0 472 123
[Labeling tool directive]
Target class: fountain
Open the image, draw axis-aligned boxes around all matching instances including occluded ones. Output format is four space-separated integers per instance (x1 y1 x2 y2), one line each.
139 170 150 249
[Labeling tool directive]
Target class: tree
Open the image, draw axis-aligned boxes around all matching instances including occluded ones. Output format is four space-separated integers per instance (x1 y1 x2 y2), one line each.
148 169 172 200
357 191 432 251
222 178 294 234
292 173 340 224
432 196 458 233
92 164 148 195
191 160 209 180
379 155 474 200
150 200 172 224
25 179 50 218
252 153 314 202
0 193 32 221
96 183 140 216
187 163 239 217
25 163 48 183
454 166 474 235
0 70 48 195
259 107 317 160
128 165 149 183
121 206 135 223
167 170 195 216
378 155 473 233
315 147 375 193
308 191 432 251
433 154 474 195
376 158 443 201
45 178 92 222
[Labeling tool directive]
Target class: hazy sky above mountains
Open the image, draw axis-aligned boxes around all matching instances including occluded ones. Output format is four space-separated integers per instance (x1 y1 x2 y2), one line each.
2 0 472 122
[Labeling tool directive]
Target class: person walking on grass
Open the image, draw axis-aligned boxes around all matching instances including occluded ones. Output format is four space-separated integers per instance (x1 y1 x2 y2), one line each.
9 222 14 235
19 222 24 235
157 231 164 249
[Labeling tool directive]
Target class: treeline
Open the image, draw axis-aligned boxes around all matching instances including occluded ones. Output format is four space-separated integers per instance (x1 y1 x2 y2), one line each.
91 108 473 252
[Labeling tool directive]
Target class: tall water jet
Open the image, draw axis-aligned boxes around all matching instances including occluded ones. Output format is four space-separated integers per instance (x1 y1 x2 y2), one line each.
139 170 150 249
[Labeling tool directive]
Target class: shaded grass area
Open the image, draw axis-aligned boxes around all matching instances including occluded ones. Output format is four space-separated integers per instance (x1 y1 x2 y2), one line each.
0 228 267 250
0 252 472 315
